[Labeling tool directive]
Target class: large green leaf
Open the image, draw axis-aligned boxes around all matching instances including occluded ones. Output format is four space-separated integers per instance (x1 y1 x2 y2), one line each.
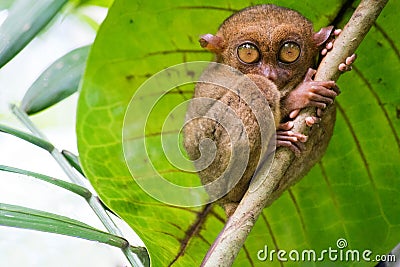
77 0 400 266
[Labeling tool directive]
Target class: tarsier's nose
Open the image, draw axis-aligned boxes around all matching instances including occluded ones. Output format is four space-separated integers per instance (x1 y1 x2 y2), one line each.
261 64 277 82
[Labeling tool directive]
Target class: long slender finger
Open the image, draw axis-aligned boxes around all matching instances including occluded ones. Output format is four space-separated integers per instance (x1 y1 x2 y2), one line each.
277 131 308 142
304 68 317 81
331 84 341 95
278 121 294 130
309 94 334 105
277 134 298 143
277 140 301 156
308 101 327 109
311 81 340 96
310 80 336 89
310 85 338 98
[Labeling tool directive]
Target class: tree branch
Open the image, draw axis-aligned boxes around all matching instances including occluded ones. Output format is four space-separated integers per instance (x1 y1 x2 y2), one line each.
201 0 388 265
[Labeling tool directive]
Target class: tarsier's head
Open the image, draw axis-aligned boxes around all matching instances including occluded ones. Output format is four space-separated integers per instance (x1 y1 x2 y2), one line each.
200 4 332 91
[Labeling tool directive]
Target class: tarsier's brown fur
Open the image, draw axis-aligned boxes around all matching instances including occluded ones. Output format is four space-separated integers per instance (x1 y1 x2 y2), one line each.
184 5 338 217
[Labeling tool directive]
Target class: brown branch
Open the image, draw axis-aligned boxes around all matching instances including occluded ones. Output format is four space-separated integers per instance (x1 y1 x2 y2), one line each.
201 0 389 266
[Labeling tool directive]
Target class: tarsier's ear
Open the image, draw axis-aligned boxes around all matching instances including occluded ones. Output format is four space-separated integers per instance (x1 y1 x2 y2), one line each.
199 34 225 53
313 26 334 46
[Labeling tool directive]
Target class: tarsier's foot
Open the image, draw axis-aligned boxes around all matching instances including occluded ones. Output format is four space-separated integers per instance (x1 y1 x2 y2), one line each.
277 121 308 156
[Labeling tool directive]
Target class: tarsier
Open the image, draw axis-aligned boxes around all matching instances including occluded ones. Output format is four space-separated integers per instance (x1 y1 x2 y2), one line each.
184 5 355 217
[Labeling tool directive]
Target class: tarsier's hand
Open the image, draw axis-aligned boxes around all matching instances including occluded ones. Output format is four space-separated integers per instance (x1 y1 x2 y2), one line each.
277 68 339 153
284 68 340 122
321 29 342 56
321 28 357 72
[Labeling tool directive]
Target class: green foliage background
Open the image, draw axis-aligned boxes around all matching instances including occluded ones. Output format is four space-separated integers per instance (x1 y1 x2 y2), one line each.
77 0 400 266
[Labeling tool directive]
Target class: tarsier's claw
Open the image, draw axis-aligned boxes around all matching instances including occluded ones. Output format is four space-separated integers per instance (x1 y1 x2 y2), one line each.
277 140 301 156
277 139 304 156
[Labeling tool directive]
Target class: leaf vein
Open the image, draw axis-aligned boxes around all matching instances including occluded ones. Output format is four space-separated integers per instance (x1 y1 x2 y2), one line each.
319 161 350 240
288 189 307 237
353 66 400 153
168 204 213 266
243 244 255 267
374 23 400 61
177 6 238 12
260 213 284 267
336 102 391 225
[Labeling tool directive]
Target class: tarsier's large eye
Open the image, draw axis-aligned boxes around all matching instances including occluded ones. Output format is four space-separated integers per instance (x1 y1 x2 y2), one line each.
278 42 301 63
237 43 260 64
